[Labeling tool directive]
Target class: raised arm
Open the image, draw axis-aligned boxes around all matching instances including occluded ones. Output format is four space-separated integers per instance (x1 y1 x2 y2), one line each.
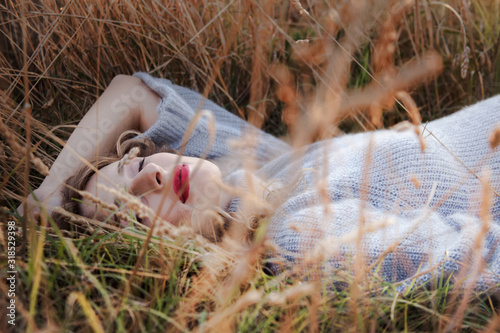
133 72 292 165
19 75 161 218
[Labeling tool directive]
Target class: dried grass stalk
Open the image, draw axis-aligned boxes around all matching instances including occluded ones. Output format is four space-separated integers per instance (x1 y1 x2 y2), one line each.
0 117 49 176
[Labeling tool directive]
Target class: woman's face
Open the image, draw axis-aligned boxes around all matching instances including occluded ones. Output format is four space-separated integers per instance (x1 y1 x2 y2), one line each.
83 152 225 230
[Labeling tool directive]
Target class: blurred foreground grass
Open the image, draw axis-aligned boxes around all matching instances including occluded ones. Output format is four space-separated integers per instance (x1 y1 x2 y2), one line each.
1 0 500 331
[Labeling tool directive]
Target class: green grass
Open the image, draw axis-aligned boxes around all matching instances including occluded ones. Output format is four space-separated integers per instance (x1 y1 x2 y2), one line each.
2 0 500 331
2 210 498 332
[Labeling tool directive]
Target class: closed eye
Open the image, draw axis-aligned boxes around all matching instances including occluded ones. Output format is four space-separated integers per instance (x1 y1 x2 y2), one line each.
138 157 146 173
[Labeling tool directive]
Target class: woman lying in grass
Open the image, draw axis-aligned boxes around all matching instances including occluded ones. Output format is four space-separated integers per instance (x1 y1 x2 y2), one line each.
23 73 500 291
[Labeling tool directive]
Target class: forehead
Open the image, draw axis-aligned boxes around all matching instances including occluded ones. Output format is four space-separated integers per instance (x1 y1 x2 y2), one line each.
82 160 125 218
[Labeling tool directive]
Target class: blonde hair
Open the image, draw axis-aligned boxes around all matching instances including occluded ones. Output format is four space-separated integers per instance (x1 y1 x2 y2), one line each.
52 131 163 232
51 131 234 243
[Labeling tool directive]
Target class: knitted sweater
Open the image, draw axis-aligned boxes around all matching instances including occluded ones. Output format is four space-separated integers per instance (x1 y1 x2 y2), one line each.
134 72 500 291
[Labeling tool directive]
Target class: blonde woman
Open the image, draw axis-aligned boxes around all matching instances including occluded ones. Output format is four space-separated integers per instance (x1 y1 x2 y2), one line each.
21 72 500 290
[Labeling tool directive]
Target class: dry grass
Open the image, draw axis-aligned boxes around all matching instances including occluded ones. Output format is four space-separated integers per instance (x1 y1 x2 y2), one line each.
1 0 500 331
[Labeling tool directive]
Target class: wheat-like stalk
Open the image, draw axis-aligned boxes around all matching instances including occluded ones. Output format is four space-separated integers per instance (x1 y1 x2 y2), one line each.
2 0 499 331
291 0 310 16
0 116 49 176
117 146 140 173
489 126 500 150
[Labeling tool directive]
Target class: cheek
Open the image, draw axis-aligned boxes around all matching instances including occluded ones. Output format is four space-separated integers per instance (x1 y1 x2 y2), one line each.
160 208 191 227
146 193 185 225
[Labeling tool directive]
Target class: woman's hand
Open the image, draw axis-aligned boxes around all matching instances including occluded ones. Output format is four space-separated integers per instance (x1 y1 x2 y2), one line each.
17 186 62 222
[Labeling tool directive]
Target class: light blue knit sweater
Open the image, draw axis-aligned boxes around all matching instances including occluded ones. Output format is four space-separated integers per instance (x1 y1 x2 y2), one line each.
134 72 500 291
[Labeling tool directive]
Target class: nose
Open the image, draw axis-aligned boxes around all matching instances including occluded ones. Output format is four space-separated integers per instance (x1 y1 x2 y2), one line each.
129 163 165 196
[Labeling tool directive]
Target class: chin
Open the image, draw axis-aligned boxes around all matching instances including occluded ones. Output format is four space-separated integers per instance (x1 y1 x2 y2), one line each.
201 160 222 178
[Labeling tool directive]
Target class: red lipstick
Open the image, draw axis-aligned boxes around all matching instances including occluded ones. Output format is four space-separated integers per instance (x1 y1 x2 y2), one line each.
173 165 190 203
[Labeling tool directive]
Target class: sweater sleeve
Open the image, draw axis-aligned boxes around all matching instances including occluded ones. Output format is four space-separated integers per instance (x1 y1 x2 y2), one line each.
133 72 291 164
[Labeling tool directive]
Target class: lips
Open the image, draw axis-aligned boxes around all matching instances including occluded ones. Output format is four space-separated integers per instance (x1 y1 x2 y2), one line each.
172 164 190 203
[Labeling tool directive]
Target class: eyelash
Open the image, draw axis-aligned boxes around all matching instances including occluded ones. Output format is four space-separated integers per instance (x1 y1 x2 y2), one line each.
139 157 145 172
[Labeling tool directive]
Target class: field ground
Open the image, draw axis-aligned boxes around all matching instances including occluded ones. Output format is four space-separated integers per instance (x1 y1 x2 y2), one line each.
1 0 500 331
